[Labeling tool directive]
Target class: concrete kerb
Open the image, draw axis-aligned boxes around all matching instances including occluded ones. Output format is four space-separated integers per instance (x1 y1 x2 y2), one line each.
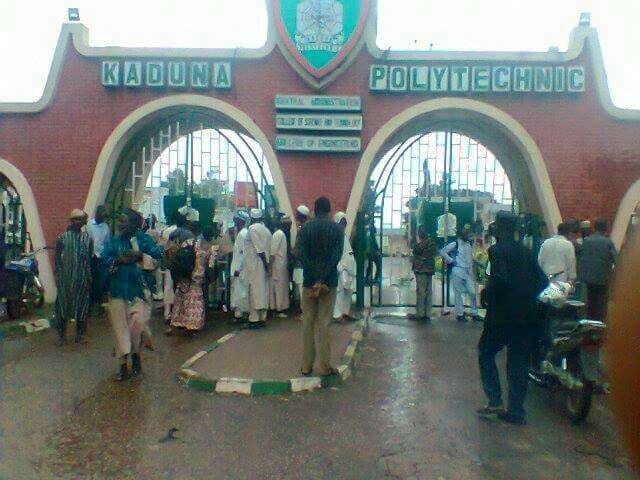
176 312 371 396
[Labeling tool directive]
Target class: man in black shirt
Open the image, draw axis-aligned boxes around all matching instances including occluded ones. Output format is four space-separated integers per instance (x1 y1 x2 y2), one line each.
296 197 344 376
477 211 547 425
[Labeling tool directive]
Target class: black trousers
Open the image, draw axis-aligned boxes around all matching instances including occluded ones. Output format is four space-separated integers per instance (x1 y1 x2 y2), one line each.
478 325 535 419
586 283 608 322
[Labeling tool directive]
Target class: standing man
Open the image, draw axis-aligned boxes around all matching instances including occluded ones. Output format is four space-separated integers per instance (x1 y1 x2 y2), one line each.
291 204 310 311
54 209 93 345
297 197 343 376
269 214 290 318
441 224 481 322
578 218 617 321
332 211 356 322
538 222 576 283
244 208 271 328
86 205 111 308
103 209 163 380
411 225 437 322
230 213 249 322
478 212 547 425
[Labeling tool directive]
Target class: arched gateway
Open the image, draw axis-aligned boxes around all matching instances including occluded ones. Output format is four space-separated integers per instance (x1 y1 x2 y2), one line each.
0 0 639 298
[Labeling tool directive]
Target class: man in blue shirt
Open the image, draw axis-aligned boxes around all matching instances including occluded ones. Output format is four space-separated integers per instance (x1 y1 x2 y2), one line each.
296 197 343 376
103 209 163 381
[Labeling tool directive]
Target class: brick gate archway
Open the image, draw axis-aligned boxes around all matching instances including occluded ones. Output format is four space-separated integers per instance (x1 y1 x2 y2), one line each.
0 157 55 301
346 98 562 235
84 94 295 226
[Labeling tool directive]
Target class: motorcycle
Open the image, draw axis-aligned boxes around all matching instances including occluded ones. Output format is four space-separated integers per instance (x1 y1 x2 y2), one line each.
0 246 49 319
529 278 607 424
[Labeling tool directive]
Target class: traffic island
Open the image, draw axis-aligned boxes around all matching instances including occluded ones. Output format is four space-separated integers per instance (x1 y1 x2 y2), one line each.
176 313 369 395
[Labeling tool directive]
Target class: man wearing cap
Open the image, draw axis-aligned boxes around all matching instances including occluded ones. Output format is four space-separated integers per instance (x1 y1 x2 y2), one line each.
54 209 94 345
269 214 291 318
291 205 310 310
478 212 547 425
332 211 356 322
230 212 250 321
244 208 271 328
441 224 481 322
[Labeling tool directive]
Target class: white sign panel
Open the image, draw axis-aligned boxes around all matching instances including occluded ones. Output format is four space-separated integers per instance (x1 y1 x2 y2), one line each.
275 113 362 131
274 95 362 111
275 135 361 152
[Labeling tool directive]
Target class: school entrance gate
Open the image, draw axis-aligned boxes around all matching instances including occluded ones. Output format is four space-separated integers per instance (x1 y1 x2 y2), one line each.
1 1 639 301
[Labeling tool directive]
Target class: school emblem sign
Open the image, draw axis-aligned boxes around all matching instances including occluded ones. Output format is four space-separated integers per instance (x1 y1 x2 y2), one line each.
274 0 370 87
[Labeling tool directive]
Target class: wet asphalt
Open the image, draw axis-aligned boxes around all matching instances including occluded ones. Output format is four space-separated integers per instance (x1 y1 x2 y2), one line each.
0 310 633 479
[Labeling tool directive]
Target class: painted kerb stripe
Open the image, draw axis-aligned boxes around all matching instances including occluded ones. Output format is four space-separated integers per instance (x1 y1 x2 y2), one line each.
176 314 369 395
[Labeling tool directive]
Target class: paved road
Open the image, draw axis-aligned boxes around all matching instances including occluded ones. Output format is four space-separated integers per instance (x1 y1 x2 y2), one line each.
0 311 633 479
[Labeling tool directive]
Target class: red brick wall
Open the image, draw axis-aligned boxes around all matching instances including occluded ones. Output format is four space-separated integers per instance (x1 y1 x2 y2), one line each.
1 35 639 248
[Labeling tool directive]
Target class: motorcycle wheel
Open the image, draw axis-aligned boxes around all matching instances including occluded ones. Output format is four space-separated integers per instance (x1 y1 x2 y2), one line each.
565 356 593 424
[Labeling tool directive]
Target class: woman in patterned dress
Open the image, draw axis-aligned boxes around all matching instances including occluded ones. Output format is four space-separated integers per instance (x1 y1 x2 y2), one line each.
167 237 210 334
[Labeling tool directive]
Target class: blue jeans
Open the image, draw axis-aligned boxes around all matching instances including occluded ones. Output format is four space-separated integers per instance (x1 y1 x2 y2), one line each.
451 268 477 316
478 326 534 419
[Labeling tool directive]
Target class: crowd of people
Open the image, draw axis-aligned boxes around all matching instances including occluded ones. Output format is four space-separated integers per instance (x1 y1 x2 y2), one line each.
52 197 356 380
51 197 616 420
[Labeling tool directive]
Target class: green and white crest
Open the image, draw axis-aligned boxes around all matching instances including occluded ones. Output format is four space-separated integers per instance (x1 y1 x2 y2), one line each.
274 0 370 82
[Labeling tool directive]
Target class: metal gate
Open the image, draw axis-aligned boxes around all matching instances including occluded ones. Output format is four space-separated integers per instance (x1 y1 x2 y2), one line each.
358 130 517 308
0 173 27 261
105 109 277 225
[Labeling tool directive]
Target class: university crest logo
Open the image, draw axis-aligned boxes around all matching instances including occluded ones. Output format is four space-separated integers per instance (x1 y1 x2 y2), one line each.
274 0 370 85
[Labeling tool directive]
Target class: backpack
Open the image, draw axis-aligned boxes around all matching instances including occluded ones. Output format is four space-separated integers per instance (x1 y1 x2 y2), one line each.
168 241 196 282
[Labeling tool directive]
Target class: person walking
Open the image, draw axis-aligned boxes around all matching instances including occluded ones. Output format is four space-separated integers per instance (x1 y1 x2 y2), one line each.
291 204 310 310
477 212 547 425
332 211 356 322
269 214 291 318
578 218 617 321
538 222 576 284
230 213 250 322
441 224 481 322
411 224 437 322
103 209 163 381
167 235 210 335
86 204 111 308
54 209 93 345
244 208 271 328
297 197 343 376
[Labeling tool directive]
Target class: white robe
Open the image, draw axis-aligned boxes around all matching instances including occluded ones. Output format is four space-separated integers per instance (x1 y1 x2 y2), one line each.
244 222 271 312
269 229 290 312
334 235 356 318
230 227 249 315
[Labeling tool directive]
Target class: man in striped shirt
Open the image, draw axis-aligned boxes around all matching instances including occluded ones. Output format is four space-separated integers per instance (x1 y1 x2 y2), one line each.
296 197 344 376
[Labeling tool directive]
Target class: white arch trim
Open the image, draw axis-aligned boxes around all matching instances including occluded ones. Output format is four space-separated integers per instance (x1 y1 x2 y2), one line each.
0 158 56 302
84 94 295 228
612 178 640 249
345 97 563 236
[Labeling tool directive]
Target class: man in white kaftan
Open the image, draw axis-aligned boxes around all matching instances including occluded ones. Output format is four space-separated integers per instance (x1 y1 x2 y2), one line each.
269 215 290 316
244 209 272 328
230 214 250 320
333 212 356 321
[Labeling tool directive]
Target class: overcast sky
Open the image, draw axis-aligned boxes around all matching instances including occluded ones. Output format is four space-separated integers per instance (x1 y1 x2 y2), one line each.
1 0 638 108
